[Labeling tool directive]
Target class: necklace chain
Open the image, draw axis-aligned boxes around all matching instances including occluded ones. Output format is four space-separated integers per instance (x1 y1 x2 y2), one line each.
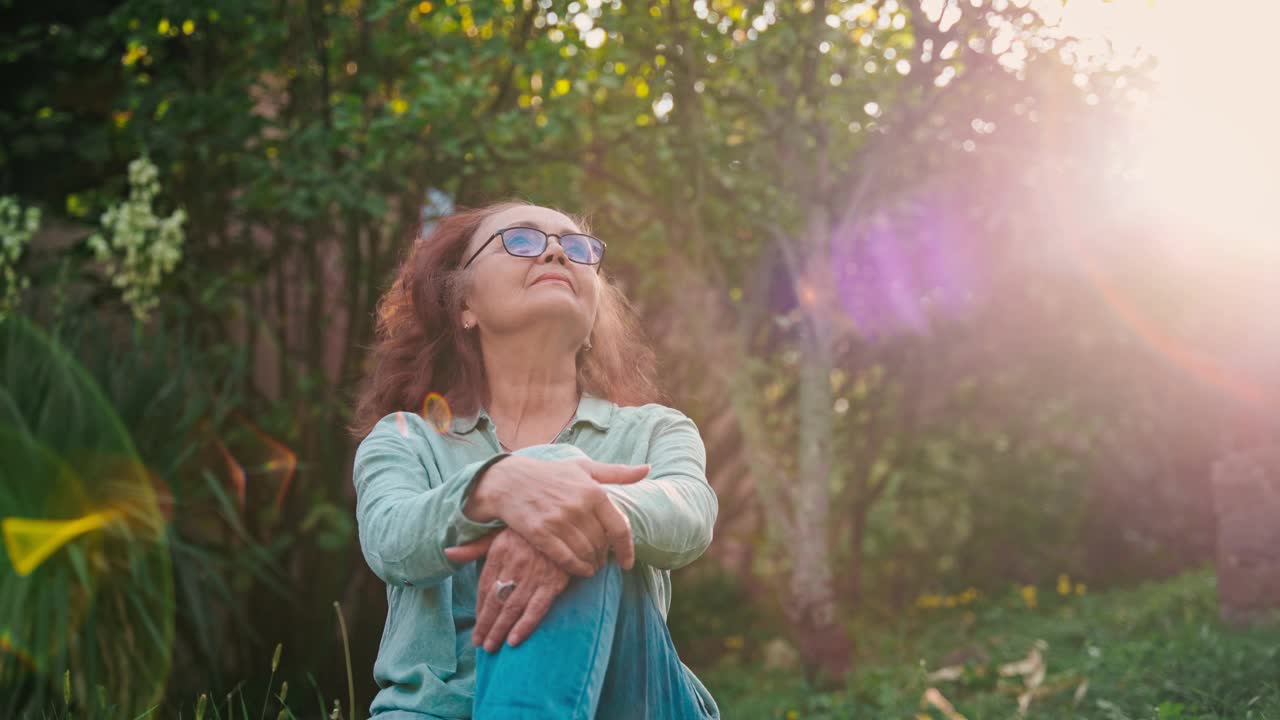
495 405 577 451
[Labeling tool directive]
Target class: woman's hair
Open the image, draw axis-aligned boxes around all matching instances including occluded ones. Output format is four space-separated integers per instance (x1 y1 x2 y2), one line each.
348 198 663 439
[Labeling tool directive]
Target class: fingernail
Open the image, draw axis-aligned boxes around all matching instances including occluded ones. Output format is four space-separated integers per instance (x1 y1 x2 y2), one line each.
508 633 520 645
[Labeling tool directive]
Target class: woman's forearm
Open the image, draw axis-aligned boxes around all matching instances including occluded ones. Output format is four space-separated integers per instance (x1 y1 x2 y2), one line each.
461 457 512 523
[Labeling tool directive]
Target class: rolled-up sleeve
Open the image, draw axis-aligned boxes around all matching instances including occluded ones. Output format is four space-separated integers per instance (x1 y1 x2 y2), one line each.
602 409 719 570
352 413 509 588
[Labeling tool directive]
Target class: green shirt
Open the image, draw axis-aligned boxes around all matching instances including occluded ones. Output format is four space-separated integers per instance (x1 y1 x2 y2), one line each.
352 392 719 718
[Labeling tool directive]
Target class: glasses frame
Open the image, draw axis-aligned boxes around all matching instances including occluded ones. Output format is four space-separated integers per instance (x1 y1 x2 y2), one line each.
462 226 607 270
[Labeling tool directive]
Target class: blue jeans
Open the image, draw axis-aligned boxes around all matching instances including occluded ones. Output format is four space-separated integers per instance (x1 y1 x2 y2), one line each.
473 559 719 720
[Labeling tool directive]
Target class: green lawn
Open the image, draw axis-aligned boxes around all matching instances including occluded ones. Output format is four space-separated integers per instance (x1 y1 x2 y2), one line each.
700 571 1280 719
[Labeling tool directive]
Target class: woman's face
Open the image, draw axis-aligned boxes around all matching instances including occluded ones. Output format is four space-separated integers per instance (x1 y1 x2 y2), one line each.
459 205 601 342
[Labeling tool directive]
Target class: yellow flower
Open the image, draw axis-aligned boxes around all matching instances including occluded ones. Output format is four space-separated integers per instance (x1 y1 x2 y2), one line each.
1020 585 1038 609
66 194 88 218
915 593 942 610
390 98 408 115
723 635 745 650
786 711 799 720
418 1 433 12
122 40 148 66
1075 582 1087 596
157 19 171 34
182 19 196 35
1057 574 1071 596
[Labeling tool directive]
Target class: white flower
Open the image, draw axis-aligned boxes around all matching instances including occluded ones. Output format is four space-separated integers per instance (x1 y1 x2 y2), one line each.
0 196 40 320
86 156 186 322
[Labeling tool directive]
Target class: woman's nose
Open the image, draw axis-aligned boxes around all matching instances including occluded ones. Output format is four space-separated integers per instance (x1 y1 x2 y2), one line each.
541 237 569 265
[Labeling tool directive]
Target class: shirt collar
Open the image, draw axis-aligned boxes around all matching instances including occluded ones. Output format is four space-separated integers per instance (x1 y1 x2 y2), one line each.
450 391 614 435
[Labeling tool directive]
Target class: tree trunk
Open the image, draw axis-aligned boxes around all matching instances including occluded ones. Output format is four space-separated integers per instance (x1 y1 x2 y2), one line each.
781 330 853 687
1212 443 1280 626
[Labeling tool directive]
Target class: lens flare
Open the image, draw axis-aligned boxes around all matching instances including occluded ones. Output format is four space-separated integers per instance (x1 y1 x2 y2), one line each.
207 415 298 515
1031 1 1277 417
1068 240 1270 414
214 438 248 510
831 199 978 339
2 511 120 577
422 392 453 433
0 316 173 715
0 628 37 672
241 417 298 514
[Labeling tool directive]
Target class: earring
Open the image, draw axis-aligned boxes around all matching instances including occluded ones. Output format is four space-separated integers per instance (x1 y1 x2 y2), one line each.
582 336 593 352
463 321 472 330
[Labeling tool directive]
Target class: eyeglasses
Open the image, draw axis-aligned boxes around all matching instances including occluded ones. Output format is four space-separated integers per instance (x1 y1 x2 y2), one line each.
462 226 607 269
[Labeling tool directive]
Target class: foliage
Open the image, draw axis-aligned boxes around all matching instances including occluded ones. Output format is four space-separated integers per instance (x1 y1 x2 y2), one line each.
668 566 784 668
701 570 1280 719
0 315 174 716
0 196 40 320
0 310 303 716
85 156 186 322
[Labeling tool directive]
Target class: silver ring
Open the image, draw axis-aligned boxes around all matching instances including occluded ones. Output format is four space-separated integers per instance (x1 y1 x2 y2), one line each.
494 579 517 602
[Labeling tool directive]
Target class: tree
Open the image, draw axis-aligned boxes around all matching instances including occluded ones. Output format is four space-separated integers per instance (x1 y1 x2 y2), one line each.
571 0 1137 683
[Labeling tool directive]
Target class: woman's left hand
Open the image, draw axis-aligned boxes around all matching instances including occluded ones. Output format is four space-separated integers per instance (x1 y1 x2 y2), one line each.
452 527 573 653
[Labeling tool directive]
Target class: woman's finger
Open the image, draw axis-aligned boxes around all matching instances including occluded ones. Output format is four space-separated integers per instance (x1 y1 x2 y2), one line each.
444 533 496 564
529 525 596 577
555 519 603 575
506 586 562 647
472 549 505 646
575 510 609 570
482 581 534 653
582 460 650 485
596 495 635 570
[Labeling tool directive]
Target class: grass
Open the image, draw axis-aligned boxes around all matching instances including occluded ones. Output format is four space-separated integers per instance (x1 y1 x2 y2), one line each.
23 569 1280 719
699 570 1280 719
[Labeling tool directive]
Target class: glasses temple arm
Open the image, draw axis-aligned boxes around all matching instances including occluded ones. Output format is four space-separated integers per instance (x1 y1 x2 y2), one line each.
462 233 498 269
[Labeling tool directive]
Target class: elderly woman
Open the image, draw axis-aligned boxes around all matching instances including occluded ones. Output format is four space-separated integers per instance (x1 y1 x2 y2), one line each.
348 200 721 719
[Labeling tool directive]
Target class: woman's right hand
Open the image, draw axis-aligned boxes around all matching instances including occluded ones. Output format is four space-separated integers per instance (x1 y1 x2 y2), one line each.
464 455 646 577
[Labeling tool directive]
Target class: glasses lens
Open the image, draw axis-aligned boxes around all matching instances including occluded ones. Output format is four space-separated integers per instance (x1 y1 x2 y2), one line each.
502 228 546 257
561 235 605 265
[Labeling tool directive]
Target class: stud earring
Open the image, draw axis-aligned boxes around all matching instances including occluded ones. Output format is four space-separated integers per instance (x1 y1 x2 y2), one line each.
582 336 593 352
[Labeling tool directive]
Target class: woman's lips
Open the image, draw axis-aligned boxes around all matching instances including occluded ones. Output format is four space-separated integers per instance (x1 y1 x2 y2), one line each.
532 276 573 290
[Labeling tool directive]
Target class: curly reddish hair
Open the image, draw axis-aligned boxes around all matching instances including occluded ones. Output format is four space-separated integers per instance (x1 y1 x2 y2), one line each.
348 199 663 440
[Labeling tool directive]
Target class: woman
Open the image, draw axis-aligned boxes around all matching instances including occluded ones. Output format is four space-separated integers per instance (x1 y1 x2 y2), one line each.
348 199 721 719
